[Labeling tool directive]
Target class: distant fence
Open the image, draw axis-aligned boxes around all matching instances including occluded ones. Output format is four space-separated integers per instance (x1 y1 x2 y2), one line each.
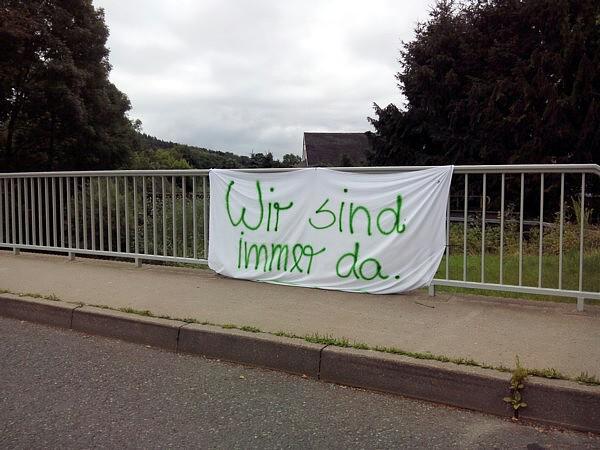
0 164 598 309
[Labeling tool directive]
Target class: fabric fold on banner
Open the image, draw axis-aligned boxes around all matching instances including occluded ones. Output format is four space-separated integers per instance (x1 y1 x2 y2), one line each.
208 166 453 294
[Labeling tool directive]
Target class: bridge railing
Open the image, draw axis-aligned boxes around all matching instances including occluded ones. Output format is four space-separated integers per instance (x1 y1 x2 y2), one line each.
0 164 598 309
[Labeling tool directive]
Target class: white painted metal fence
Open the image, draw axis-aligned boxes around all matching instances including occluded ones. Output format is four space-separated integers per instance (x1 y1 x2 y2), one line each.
0 164 598 309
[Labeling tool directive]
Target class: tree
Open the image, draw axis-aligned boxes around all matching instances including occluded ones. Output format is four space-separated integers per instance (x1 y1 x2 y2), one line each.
0 0 137 171
368 0 600 166
130 147 192 170
282 153 302 167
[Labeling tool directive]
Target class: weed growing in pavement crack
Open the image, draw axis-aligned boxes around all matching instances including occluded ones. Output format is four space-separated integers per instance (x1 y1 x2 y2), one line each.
503 356 528 418
575 371 600 385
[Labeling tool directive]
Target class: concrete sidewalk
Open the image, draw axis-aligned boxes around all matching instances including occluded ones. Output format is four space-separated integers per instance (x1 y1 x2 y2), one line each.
1 251 598 378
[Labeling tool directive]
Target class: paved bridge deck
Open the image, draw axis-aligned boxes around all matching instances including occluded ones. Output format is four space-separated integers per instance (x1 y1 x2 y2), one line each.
0 251 598 378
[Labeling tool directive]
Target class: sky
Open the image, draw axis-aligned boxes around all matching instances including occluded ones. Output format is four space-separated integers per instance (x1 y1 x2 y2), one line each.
93 0 434 158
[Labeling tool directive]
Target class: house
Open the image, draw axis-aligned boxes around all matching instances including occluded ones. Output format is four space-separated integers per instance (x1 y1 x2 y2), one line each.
301 132 371 167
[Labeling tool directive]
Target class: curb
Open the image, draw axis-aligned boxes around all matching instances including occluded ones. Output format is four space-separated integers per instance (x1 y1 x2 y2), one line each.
320 346 512 417
520 377 600 433
72 306 184 352
179 323 324 377
1 293 599 433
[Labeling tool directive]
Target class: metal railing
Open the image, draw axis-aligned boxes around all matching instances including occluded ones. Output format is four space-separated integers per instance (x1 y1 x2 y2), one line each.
0 164 598 309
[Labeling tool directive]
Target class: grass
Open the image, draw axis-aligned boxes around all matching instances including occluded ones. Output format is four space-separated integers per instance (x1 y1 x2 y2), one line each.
433 220 600 303
574 372 600 385
435 249 600 304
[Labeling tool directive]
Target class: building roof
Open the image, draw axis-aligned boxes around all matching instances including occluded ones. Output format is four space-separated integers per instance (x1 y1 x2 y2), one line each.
303 132 371 167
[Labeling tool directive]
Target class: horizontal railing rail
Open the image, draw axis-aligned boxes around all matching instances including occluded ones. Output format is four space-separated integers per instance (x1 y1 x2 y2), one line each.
0 164 598 309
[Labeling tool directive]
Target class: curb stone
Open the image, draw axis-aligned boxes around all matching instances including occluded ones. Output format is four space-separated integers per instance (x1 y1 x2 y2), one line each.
0 293 599 433
319 345 512 417
71 306 184 351
178 323 324 377
0 293 78 328
520 376 600 433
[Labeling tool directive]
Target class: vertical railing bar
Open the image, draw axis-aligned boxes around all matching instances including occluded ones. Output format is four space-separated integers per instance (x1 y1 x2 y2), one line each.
445 187 450 279
499 174 505 284
52 178 57 246
558 173 564 289
90 177 95 251
65 177 73 248
463 173 468 281
30 178 36 245
98 177 103 252
0 179 4 243
143 176 148 254
74 177 79 249
134 177 139 254
107 176 112 252
82 178 87 250
25 178 35 245
162 177 166 256
116 177 121 253
4 179 9 243
172 176 176 257
18 179 23 245
11 179 16 246
33 178 38 245
152 177 157 255
518 173 524 286
67 177 72 248
2 180 6 243
578 173 585 292
538 174 544 288
44 178 50 246
5 179 10 243
480 174 486 283
182 176 187 258
203 176 208 258
31 179 36 245
6 179 11 243
124 177 129 253
59 177 64 247
7 179 11 243
37 178 43 245
193 177 197 260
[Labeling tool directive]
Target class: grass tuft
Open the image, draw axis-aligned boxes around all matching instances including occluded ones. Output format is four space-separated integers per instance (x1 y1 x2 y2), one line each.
575 371 600 385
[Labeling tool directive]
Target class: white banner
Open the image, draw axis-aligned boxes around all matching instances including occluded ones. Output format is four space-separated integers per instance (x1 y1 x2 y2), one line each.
208 166 453 294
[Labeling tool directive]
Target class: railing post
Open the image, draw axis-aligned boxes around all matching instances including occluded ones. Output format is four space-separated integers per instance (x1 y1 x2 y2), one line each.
428 284 436 297
577 297 585 312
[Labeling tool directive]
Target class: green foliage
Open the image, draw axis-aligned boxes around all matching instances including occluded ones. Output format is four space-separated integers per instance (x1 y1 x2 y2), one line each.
0 0 138 170
575 371 600 385
130 147 192 170
282 153 302 167
527 367 564 379
369 0 600 166
503 357 528 414
239 325 262 333
134 134 303 170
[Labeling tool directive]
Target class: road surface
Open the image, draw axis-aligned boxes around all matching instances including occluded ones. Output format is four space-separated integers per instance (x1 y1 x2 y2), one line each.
1 316 598 449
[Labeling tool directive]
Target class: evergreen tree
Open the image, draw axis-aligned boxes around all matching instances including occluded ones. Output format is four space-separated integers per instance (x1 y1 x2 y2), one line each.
368 0 600 166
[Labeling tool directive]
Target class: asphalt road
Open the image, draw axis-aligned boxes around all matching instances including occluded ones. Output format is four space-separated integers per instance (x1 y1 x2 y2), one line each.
1 317 598 449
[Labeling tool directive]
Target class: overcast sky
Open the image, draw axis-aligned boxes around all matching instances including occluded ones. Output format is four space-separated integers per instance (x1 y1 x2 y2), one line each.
93 0 434 158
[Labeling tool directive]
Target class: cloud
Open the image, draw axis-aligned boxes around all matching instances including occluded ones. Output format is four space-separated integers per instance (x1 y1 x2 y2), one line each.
94 0 433 157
